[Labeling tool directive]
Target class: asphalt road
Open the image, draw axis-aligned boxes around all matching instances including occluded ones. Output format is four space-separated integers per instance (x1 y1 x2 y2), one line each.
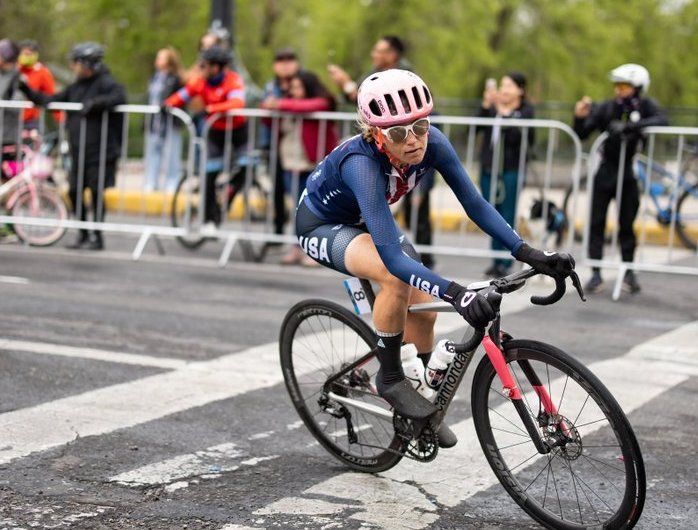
0 235 696 529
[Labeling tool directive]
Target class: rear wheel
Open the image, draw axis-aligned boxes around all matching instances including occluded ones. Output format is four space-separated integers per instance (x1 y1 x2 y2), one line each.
471 339 645 529
171 174 206 250
279 299 403 472
11 186 67 246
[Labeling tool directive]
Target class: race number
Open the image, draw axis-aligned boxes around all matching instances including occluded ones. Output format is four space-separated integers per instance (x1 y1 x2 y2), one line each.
343 277 372 315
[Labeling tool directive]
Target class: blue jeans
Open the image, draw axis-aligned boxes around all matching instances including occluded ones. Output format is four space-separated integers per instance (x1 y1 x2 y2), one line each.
480 169 520 268
144 130 182 192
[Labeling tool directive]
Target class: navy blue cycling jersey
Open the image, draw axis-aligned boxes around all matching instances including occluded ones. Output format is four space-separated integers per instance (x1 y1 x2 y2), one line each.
302 126 523 299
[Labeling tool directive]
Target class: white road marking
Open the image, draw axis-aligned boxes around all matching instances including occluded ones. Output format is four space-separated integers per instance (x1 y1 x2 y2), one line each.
110 442 245 486
0 277 538 467
0 338 187 369
248 431 275 440
0 275 29 284
254 321 698 526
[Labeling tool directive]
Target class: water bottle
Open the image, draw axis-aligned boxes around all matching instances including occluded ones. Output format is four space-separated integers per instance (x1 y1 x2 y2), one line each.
425 340 456 390
400 343 435 400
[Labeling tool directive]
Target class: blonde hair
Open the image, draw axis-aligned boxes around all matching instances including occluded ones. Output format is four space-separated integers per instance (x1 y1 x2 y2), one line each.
158 47 184 80
358 119 378 143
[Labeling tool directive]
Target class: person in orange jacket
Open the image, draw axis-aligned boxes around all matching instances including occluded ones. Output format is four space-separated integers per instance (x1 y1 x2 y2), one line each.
165 46 246 227
17 40 60 129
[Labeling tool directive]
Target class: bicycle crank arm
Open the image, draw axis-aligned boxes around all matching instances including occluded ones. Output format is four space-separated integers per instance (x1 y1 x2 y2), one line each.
327 392 394 420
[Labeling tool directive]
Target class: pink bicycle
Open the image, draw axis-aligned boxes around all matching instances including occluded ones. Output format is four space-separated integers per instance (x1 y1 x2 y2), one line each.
1 139 67 246
281 269 645 528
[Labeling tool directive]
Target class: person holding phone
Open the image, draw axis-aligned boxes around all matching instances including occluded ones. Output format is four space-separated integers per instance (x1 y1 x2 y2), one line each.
478 72 535 278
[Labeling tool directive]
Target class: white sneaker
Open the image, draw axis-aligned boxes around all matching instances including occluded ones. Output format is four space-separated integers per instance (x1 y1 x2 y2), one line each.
201 221 217 235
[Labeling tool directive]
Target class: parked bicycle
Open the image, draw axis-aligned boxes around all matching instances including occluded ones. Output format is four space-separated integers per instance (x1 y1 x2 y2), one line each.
170 149 271 249
563 144 698 250
0 135 68 246
280 269 645 528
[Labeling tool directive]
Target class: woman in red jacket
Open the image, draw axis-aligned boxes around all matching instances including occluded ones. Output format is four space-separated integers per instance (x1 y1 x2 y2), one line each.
262 70 339 264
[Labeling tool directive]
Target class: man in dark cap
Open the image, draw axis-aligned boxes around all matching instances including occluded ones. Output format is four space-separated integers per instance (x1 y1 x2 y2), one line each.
19 42 126 250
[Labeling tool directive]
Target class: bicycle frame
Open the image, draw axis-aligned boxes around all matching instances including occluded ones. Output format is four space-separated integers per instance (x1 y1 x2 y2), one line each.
323 277 559 456
0 170 37 212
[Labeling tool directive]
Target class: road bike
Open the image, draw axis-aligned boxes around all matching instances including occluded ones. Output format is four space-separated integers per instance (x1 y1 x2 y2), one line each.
0 137 68 246
563 144 698 250
280 270 645 528
171 149 271 250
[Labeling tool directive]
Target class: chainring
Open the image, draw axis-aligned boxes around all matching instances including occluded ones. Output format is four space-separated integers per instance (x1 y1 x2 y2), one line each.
393 414 439 462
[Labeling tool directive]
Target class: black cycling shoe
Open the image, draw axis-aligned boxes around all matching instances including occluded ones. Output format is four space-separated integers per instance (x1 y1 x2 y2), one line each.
379 380 438 421
436 422 458 448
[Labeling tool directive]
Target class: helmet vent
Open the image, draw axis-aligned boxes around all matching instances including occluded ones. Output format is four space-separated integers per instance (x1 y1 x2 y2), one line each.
385 94 398 116
368 99 382 117
397 90 411 113
411 86 423 108
423 86 431 104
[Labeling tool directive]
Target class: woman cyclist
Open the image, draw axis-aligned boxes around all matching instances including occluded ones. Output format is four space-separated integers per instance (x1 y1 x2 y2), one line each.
296 69 575 448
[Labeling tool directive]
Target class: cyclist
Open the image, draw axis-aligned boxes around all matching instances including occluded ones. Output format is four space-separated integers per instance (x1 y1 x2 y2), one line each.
164 46 246 228
573 63 667 294
296 69 574 448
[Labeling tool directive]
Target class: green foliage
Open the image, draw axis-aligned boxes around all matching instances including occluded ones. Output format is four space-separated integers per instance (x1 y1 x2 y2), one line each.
1 0 697 109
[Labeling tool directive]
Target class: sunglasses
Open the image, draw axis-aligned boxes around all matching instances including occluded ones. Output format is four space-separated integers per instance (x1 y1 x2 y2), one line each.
380 118 430 144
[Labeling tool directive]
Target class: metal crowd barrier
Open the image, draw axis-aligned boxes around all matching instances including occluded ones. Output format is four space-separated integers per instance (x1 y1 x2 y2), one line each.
0 100 198 259
196 109 584 267
583 128 698 299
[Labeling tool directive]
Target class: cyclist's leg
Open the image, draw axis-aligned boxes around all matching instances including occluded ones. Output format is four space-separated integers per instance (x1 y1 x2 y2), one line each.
618 176 639 263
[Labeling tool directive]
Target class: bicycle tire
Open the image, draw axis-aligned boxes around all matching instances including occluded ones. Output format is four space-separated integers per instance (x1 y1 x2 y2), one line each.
675 181 698 251
471 339 645 529
171 173 207 250
11 186 67 246
279 299 403 473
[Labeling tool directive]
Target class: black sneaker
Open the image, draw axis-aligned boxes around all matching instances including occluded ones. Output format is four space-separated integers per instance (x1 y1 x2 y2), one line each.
86 232 104 251
622 271 641 294
585 272 604 294
65 230 89 249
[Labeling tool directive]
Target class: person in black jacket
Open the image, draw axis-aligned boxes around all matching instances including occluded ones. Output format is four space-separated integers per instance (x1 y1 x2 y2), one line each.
573 63 667 294
19 42 126 250
478 72 535 278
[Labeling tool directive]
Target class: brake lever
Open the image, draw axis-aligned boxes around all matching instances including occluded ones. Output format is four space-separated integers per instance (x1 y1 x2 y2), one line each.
569 270 587 301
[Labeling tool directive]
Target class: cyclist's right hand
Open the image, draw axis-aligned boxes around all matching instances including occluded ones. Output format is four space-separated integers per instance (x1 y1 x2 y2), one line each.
444 282 498 330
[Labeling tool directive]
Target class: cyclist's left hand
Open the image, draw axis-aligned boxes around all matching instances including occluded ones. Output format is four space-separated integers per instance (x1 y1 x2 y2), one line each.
514 243 575 279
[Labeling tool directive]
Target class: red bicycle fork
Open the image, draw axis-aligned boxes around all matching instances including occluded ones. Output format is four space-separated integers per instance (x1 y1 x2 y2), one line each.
482 336 559 454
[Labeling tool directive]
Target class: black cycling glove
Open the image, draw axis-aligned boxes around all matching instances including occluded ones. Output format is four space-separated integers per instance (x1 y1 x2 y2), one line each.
514 243 575 279
444 282 497 330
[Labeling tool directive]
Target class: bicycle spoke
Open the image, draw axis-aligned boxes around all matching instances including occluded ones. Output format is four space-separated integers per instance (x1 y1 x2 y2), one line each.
564 457 584 524
557 375 569 413
580 454 625 495
488 406 529 437
574 417 609 430
582 453 625 474
491 426 530 438
509 450 542 472
522 454 553 492
572 394 591 426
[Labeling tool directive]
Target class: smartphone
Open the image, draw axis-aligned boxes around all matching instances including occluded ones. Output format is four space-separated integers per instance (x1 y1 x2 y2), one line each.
485 78 497 91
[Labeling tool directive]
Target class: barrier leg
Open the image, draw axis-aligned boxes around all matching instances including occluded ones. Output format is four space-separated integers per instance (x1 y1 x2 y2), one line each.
132 230 153 261
612 263 628 301
218 235 238 268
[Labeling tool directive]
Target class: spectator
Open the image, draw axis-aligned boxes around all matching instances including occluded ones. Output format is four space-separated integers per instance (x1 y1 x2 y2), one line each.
327 35 409 103
144 47 184 192
262 70 339 265
261 48 303 237
0 39 21 148
19 42 126 251
17 40 58 131
478 72 535 278
574 63 667 294
165 46 246 229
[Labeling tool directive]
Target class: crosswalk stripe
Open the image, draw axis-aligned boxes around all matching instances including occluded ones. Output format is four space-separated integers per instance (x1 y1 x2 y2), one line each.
0 281 549 467
254 321 698 527
0 338 188 369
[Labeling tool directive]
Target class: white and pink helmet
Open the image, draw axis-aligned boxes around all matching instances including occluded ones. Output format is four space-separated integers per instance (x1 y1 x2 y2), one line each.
357 69 433 127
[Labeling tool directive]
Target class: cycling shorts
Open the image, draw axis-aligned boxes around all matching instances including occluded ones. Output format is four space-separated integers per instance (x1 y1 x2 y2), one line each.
295 199 420 275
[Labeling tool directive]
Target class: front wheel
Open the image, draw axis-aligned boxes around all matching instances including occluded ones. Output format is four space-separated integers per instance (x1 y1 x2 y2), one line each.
11 186 68 246
279 299 403 473
171 174 206 250
675 181 698 251
471 339 645 529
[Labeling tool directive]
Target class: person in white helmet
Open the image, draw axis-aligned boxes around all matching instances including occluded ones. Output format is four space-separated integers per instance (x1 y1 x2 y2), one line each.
296 69 576 447
573 64 667 294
